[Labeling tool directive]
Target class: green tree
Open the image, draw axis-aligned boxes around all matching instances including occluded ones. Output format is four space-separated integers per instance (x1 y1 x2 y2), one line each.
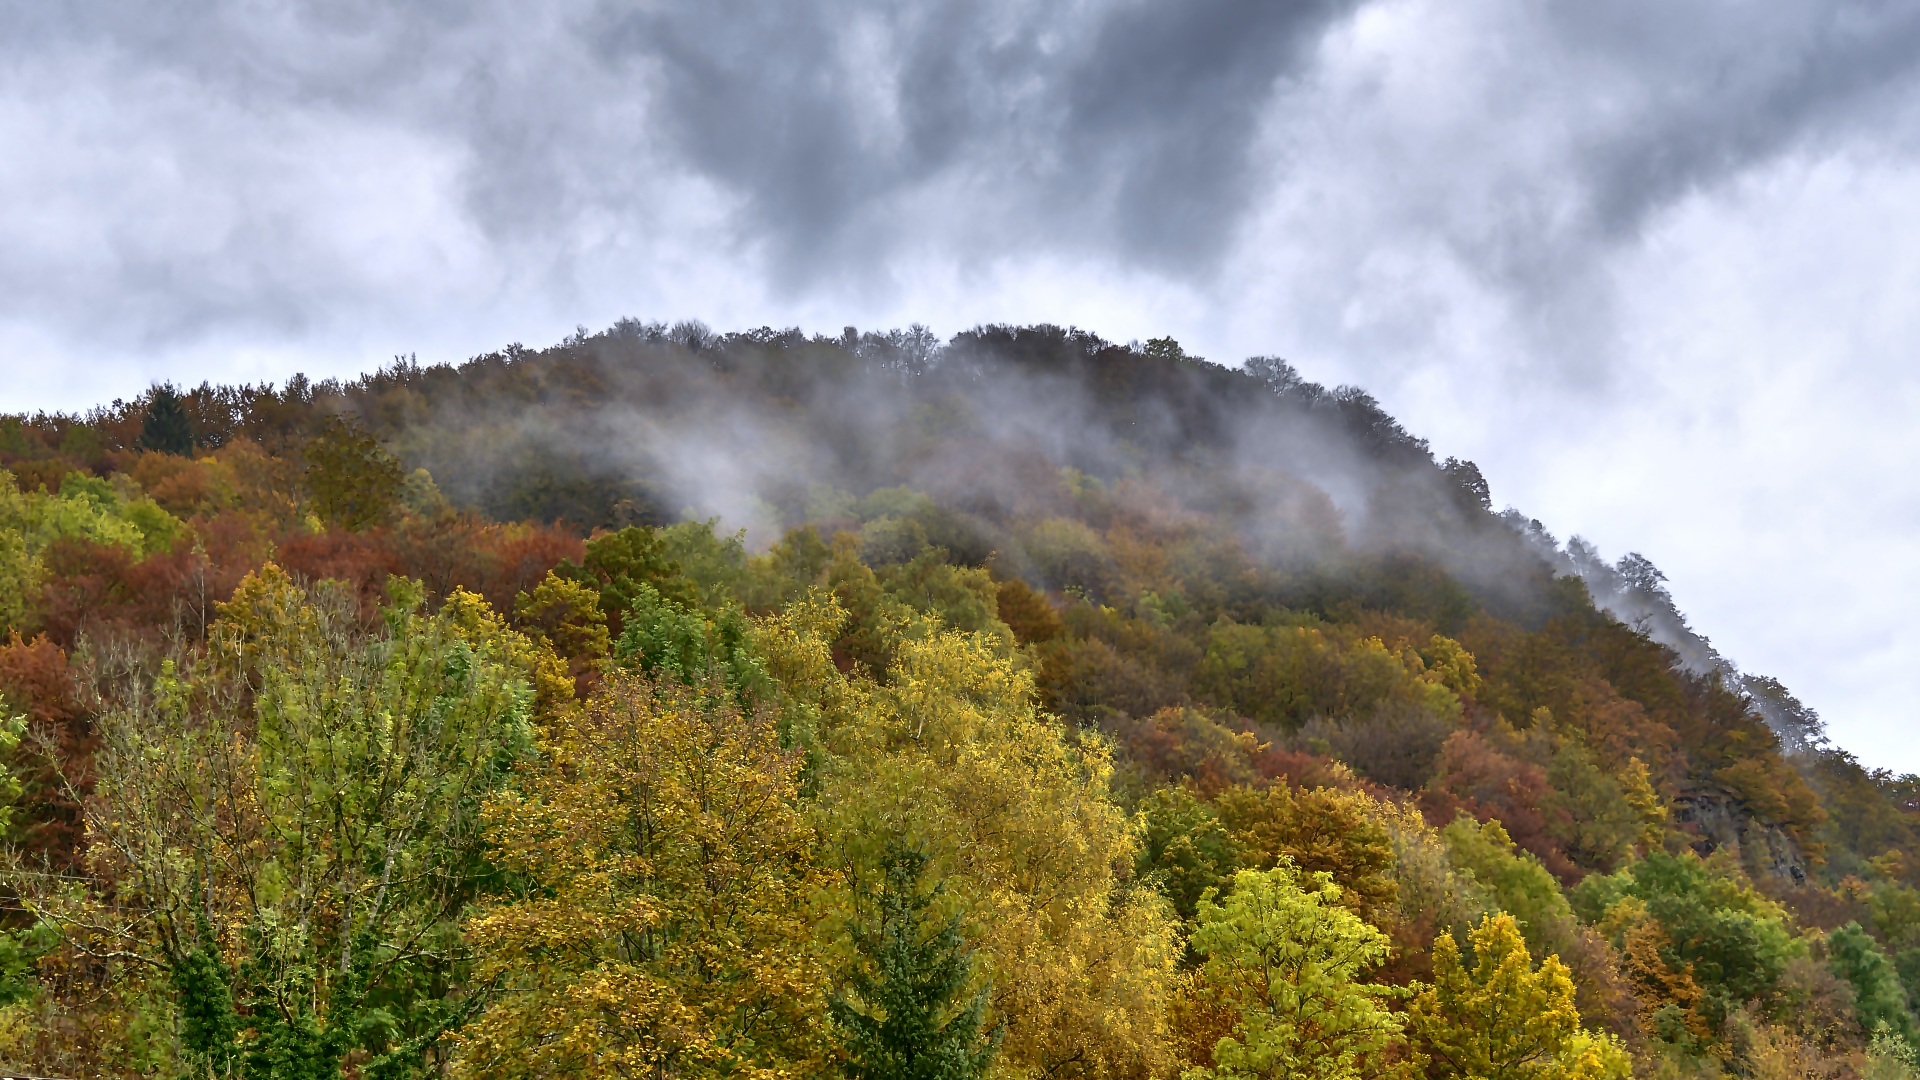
15 567 542 1077
1576 852 1802 1041
0 712 45 1018
1144 336 1199 366
1830 921 1917 1041
0 712 21 839
657 519 753 609
0 471 35 633
1542 740 1639 872
612 580 773 705
1 467 184 564
1182 863 1404 1080
1866 1024 1920 1080
1440 817 1575 959
140 382 196 456
554 525 700 636
875 550 1011 649
305 414 404 529
1875 879 1920 947
1408 915 1630 1080
1137 786 1246 923
172 913 239 1077
832 845 1001 1080
399 467 452 519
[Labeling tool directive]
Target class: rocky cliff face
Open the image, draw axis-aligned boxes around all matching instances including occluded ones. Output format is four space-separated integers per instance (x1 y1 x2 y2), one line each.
1671 793 1809 883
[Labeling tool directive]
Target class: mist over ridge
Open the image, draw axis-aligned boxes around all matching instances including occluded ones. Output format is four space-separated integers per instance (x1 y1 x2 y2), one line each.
235 317 1829 752
6 314 1827 764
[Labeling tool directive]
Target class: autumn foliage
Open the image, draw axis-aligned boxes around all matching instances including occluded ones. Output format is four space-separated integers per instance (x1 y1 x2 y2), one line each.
0 326 1912 1078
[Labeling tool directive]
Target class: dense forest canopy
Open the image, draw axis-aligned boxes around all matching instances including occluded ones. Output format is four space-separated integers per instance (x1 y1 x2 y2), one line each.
0 321 1915 1078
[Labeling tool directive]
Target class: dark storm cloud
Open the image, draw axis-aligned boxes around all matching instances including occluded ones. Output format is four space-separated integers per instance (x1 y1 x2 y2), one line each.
1059 0 1354 264
1231 0 1920 387
4 0 1920 350
584 0 1353 276
0 0 1362 338
1543 1 1920 241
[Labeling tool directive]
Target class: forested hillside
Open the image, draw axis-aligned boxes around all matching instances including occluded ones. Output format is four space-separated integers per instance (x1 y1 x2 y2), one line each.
2 322 1916 1078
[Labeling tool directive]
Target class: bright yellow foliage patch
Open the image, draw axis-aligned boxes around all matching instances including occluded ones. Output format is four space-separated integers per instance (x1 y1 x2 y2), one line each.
458 674 830 1080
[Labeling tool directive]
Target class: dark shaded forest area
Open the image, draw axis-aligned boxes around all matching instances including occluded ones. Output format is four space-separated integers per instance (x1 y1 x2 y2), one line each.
2 322 1915 1078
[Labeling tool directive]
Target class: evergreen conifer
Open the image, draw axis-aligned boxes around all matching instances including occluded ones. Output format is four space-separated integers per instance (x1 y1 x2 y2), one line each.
832 845 1001 1080
171 913 238 1075
140 383 196 455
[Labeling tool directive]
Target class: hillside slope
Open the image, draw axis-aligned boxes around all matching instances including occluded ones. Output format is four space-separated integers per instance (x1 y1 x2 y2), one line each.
1 322 1914 1076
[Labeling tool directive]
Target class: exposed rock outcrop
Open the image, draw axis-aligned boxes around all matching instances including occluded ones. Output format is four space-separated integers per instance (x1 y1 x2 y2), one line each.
1671 792 1808 884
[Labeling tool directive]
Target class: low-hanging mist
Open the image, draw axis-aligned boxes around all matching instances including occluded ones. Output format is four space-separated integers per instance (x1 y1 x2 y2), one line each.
358 321 1795 711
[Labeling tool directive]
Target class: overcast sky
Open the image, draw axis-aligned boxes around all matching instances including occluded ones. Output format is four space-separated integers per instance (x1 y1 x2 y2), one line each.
4 0 1918 767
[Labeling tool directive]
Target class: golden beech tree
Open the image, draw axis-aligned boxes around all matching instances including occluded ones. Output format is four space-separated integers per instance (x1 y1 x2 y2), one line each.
513 568 611 697
1408 915 1631 1080
1617 757 1669 854
1212 784 1400 933
456 673 832 1080
513 570 610 666
757 590 1181 1080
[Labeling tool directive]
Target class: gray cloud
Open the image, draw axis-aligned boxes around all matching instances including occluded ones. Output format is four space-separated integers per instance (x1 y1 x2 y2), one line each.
1548 1 1920 239
1058 0 1353 265
0 0 1368 336
5 0 1919 352
582 0 1354 277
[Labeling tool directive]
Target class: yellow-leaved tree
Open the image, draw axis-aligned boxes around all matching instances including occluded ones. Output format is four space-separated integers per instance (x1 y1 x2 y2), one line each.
1408 914 1631 1080
759 591 1180 1080
455 672 832 1080
1180 864 1407 1080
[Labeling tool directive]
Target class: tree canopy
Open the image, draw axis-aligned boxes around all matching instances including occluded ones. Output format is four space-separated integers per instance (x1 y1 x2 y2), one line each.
0 323 1905 1079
